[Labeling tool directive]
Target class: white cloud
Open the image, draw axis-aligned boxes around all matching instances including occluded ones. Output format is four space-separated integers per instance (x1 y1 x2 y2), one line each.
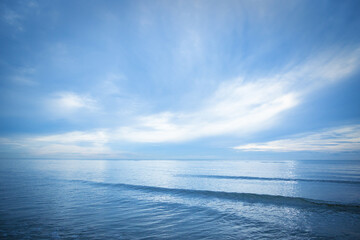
48 92 98 117
115 48 360 143
31 130 110 156
117 82 297 143
1 49 359 157
0 130 113 157
33 144 109 156
234 124 360 152
33 130 108 144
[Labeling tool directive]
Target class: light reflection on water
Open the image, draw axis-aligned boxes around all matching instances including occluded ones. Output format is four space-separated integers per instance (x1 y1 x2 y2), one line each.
0 159 360 239
24 159 359 203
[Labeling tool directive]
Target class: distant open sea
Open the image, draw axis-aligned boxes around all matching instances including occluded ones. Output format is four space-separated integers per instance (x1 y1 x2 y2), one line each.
0 159 360 239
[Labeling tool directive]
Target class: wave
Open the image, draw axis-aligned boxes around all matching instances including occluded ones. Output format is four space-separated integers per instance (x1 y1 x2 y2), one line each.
71 179 360 213
176 174 360 185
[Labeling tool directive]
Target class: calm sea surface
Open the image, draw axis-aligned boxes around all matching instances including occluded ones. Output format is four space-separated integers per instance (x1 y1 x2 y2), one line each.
0 159 360 239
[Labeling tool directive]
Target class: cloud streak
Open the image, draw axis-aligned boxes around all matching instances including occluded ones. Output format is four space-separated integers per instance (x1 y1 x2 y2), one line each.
115 47 360 143
0 130 113 158
117 83 297 143
234 124 360 152
46 92 98 118
1 47 359 159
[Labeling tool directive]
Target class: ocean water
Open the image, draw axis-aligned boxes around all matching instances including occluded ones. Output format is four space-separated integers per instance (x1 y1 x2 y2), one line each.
0 160 360 239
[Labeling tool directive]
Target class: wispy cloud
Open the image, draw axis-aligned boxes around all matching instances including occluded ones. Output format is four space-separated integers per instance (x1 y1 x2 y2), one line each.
1 0 359 160
1 1 39 32
115 48 360 143
234 124 360 152
47 92 98 117
10 76 37 86
117 82 297 143
0 130 113 157
9 67 37 86
1 47 359 160
2 9 23 31
32 130 108 144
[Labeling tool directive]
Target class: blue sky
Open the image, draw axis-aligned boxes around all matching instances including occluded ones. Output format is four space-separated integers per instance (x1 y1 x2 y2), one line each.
0 0 360 160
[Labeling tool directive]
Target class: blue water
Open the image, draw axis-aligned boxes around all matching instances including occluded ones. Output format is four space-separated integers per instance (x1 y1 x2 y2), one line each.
0 160 360 239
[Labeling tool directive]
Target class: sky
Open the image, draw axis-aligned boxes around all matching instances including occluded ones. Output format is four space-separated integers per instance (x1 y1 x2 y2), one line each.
0 0 360 160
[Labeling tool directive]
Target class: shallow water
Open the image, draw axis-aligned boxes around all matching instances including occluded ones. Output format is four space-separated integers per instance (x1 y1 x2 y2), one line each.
0 159 360 239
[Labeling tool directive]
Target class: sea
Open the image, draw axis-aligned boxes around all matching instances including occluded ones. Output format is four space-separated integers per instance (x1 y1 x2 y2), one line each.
0 159 360 239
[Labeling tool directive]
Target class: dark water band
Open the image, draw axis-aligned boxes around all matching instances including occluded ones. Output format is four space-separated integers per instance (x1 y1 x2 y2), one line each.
70 179 360 213
176 174 360 185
